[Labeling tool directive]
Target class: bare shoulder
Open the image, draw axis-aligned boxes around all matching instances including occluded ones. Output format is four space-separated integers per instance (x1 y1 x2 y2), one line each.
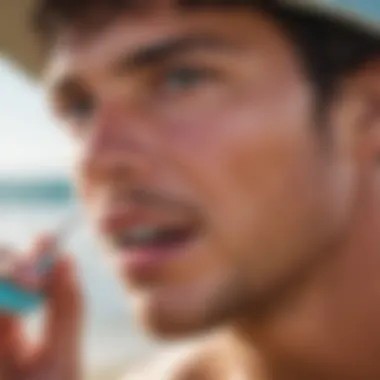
121 339 212 380
121 333 263 380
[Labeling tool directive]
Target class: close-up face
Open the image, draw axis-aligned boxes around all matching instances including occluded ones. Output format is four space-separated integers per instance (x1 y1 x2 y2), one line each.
44 6 362 337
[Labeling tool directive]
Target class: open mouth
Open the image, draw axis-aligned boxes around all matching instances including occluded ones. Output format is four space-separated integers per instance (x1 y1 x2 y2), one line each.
108 222 201 254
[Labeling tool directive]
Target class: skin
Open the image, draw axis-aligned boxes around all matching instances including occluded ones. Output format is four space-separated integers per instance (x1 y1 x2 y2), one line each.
1 4 380 380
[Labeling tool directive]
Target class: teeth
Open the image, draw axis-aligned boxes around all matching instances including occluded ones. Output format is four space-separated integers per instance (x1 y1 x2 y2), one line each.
130 227 158 241
110 223 196 249
118 227 159 246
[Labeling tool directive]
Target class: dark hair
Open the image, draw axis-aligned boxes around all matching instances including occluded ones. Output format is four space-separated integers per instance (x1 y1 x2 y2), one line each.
34 0 380 103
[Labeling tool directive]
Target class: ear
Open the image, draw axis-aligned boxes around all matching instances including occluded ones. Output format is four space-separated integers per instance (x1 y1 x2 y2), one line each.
333 59 380 166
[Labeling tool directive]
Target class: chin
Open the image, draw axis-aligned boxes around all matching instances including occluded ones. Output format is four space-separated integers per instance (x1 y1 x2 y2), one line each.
128 269 244 339
131 287 221 340
133 298 207 340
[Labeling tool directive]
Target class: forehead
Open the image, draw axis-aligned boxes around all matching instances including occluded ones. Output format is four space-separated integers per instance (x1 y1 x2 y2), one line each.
45 8 295 85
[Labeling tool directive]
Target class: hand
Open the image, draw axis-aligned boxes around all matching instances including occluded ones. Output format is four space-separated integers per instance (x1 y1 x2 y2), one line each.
0 236 83 380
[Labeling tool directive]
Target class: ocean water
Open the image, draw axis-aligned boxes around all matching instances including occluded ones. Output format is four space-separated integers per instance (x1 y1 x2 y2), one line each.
0 195 163 373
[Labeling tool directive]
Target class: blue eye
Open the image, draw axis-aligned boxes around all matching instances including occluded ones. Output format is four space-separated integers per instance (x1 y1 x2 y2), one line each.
161 67 211 92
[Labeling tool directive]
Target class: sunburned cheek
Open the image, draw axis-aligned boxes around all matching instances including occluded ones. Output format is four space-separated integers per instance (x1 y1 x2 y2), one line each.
161 98 267 157
208 109 278 180
155 107 276 220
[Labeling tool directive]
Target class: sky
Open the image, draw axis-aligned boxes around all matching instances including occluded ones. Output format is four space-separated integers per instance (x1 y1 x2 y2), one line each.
0 58 73 179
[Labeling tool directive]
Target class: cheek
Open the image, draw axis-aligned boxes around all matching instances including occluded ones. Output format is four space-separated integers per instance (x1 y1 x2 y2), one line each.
71 140 105 209
161 91 327 262
162 89 315 212
70 157 99 223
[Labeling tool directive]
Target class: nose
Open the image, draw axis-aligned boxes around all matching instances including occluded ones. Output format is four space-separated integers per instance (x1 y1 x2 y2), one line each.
78 100 156 186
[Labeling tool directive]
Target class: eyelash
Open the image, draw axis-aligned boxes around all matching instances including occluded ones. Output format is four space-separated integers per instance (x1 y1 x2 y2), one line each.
58 96 95 123
152 64 218 93
55 64 219 125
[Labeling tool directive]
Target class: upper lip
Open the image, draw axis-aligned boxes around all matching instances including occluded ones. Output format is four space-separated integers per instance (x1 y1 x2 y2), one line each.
98 206 188 233
96 204 200 248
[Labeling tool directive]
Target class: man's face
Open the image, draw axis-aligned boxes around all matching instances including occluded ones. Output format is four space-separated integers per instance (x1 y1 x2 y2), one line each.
45 8 357 337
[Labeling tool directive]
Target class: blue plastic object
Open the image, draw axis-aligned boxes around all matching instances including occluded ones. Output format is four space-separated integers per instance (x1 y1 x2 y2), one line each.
0 280 44 314
0 212 75 316
0 254 54 315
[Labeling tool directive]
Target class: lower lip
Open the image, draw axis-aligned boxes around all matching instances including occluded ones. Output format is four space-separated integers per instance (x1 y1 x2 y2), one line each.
116 239 194 279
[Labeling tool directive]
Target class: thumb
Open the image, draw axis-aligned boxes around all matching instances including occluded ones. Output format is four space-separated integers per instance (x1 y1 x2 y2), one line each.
37 258 83 378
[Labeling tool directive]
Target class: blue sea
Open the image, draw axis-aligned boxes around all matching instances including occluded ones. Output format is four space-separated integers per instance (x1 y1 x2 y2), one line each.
0 178 163 374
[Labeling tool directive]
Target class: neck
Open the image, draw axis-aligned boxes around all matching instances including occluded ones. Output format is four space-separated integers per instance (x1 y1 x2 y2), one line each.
229 185 380 380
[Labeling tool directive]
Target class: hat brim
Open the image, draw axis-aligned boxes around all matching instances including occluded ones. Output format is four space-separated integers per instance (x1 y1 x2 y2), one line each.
0 0 42 77
0 0 378 78
281 0 379 36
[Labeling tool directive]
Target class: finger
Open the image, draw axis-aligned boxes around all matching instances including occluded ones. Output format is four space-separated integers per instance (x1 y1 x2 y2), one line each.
11 266 42 291
0 237 67 378
36 258 82 378
0 247 26 376
0 316 26 378
0 245 16 278
27 234 58 267
10 234 58 292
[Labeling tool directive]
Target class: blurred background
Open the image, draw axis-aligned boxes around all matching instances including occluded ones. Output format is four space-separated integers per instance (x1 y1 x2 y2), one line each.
0 47 168 380
0 0 378 379
0 58 166 378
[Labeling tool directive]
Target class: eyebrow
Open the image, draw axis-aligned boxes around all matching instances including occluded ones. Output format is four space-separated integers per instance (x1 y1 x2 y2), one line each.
48 34 236 97
114 34 236 73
